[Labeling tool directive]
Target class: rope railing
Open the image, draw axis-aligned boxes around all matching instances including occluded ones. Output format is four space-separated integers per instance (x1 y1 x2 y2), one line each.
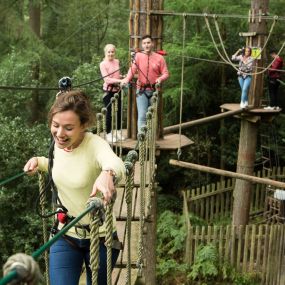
0 197 104 285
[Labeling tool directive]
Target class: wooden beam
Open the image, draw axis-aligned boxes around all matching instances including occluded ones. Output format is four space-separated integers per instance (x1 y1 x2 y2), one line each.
169 159 285 189
163 108 245 134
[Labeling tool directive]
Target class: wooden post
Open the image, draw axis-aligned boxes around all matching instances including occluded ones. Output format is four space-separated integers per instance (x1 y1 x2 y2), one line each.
128 0 164 139
232 0 269 226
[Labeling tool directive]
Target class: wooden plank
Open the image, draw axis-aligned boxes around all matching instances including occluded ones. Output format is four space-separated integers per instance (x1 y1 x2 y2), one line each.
265 225 274 285
256 224 263 271
188 226 193 265
242 225 249 273
225 225 231 262
236 225 243 271
218 226 224 265
230 226 236 266
249 225 256 272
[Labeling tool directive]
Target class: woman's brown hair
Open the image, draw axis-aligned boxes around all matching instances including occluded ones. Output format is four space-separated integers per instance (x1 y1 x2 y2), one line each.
48 90 94 127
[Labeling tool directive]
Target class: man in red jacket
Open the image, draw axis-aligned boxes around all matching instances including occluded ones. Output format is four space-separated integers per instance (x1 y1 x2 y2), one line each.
266 49 283 110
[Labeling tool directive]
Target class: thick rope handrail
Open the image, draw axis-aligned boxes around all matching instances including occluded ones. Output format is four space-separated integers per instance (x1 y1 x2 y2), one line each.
124 160 136 285
0 171 26 187
1 198 104 285
105 202 114 285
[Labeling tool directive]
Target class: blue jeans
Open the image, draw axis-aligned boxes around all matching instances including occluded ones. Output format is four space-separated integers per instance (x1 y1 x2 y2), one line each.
49 235 120 285
136 90 154 132
238 76 252 104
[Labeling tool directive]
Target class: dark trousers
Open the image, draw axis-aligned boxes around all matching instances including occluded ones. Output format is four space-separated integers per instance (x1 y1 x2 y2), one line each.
268 78 280 107
103 91 122 134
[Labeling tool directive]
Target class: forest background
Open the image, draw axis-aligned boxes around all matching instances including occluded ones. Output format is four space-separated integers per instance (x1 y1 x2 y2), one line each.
0 0 285 282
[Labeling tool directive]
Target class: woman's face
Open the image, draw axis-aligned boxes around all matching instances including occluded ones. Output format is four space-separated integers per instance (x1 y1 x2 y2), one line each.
105 47 116 61
245 48 251 57
51 110 86 150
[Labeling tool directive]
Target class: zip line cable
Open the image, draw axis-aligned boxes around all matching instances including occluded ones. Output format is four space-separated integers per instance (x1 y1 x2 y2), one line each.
0 64 127 91
133 9 285 22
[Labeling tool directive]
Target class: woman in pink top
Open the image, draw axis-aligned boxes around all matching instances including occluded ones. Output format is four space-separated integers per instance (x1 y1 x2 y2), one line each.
100 44 124 142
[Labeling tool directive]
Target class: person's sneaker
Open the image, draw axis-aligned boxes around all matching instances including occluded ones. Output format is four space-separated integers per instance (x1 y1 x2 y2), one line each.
274 106 280 110
244 101 248 108
264 106 273 110
106 133 117 143
240 102 244 108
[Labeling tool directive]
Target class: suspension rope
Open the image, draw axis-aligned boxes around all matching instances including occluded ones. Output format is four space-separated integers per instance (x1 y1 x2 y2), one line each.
105 201 114 285
124 158 136 285
177 14 186 160
88 198 106 285
96 113 103 136
38 172 50 285
136 130 147 279
204 14 285 76
213 15 283 76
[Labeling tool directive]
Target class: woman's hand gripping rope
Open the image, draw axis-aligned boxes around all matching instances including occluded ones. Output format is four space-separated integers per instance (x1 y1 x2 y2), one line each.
90 169 117 205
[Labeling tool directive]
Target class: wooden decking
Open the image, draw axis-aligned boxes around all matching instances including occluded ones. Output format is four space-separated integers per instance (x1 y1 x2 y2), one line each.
102 129 194 150
220 103 282 123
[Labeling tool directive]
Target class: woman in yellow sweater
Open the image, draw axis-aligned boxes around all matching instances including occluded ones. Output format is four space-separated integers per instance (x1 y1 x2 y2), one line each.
24 90 125 285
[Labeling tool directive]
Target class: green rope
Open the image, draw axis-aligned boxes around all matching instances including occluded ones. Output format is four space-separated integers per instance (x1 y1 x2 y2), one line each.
0 171 26 187
0 200 103 285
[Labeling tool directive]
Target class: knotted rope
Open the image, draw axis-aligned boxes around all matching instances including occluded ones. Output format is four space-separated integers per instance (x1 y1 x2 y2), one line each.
124 150 138 285
101 107 107 137
3 253 42 285
105 201 114 285
96 113 103 136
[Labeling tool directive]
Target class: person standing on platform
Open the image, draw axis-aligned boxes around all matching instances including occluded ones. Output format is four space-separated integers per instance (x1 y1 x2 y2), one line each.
100 44 124 143
266 49 283 110
121 35 169 132
232 47 254 109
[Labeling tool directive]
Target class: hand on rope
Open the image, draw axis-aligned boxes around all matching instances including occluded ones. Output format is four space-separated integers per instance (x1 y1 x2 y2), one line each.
3 253 42 285
86 197 105 225
90 169 117 205
23 157 38 175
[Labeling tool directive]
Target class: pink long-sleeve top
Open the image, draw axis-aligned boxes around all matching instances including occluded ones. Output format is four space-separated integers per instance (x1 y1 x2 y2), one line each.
125 51 169 89
99 59 121 92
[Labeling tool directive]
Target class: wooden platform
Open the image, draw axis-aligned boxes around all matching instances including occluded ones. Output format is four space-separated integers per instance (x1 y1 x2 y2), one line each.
220 103 282 122
103 129 194 150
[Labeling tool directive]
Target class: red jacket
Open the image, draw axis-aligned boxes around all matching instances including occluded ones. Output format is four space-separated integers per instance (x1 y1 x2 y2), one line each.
269 56 283 79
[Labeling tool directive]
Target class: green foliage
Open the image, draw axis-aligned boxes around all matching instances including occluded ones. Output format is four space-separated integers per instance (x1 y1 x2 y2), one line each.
188 244 219 281
0 114 49 270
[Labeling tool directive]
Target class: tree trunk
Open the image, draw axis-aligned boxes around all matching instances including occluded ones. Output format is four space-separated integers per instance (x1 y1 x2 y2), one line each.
232 0 269 226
